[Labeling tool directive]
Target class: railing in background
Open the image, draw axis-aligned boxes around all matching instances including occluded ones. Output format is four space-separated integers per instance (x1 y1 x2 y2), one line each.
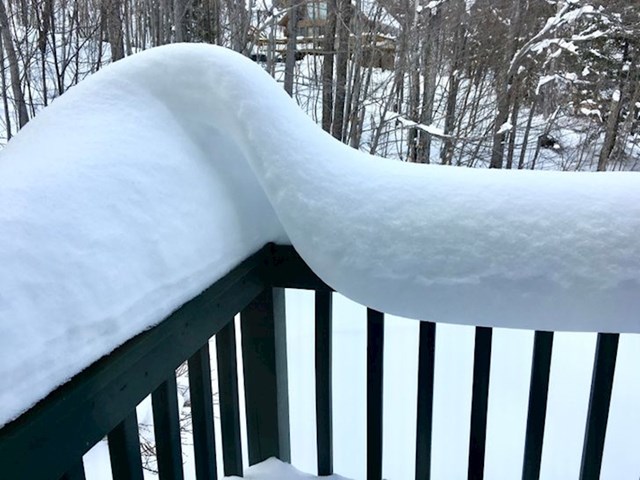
0 244 621 480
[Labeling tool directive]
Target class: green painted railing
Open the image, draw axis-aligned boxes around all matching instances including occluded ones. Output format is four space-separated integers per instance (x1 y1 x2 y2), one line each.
0 244 619 480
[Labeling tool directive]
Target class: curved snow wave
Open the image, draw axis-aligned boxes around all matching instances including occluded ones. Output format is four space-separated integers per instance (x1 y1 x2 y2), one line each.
0 44 639 426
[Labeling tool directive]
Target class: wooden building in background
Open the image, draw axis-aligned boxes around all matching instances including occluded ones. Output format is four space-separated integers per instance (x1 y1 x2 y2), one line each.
260 0 396 70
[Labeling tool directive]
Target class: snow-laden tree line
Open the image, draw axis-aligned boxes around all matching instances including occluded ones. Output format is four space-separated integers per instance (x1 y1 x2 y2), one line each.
0 0 638 170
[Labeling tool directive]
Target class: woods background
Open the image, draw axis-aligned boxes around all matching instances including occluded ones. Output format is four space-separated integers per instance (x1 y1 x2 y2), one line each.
0 0 638 171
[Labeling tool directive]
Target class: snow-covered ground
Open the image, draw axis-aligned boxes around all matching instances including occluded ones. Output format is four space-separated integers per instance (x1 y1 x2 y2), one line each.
0 44 639 478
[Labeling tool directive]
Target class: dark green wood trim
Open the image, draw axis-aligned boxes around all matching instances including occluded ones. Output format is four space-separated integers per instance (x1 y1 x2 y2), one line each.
268 244 333 291
522 331 554 480
367 309 384 480
0 242 625 480
59 460 86 480
108 411 144 480
189 343 218 480
579 333 619 480
0 245 270 480
415 321 436 480
241 287 291 465
216 319 244 477
152 374 184 480
315 290 333 476
468 327 492 480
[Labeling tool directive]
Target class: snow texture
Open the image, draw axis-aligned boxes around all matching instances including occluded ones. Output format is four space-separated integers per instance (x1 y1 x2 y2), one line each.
224 458 350 480
0 44 639 427
497 122 513 134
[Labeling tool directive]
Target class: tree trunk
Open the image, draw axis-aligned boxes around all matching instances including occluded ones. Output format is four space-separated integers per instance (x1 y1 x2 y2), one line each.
597 43 633 171
266 12 277 76
505 83 521 169
489 0 522 168
440 10 466 165
331 0 352 141
322 0 337 133
440 73 460 165
518 95 537 169
611 63 640 169
283 0 299 97
418 10 440 164
0 0 28 128
342 0 364 143
38 0 52 106
597 91 624 171
174 0 186 42
212 0 221 44
103 0 125 60
124 0 132 55
406 1 420 162
225 0 249 53
490 83 512 168
0 32 12 140
349 47 375 148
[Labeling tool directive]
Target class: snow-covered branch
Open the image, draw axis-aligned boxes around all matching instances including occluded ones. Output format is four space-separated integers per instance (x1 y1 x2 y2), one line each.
386 113 491 142
507 2 600 79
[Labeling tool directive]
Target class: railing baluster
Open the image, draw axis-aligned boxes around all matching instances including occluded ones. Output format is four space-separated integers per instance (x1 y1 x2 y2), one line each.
468 327 492 480
216 320 244 477
315 291 333 476
108 411 144 480
60 460 86 480
579 333 619 480
367 308 384 480
189 343 218 480
152 375 184 480
241 287 291 465
415 321 436 480
522 331 554 480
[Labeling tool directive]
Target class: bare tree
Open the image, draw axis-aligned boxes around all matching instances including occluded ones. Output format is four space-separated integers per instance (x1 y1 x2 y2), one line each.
0 0 28 128
598 41 636 171
322 0 337 133
0 33 12 139
102 0 125 60
331 0 352 141
174 0 187 41
283 0 299 96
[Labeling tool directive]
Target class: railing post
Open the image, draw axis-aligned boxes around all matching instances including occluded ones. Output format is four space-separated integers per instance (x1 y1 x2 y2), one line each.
468 327 492 480
367 308 385 480
108 411 144 480
315 291 333 476
188 343 218 480
241 287 291 465
522 331 554 480
216 320 244 476
415 321 436 480
579 333 619 480
152 375 184 480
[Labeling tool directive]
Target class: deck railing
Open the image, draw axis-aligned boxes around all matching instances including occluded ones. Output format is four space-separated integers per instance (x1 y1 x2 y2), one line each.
0 244 620 480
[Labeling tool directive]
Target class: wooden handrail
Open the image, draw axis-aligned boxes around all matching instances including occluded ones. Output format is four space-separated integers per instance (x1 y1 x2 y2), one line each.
0 243 623 480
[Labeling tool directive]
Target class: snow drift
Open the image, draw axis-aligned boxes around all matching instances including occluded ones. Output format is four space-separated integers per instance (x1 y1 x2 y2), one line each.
0 44 639 426
224 457 350 480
